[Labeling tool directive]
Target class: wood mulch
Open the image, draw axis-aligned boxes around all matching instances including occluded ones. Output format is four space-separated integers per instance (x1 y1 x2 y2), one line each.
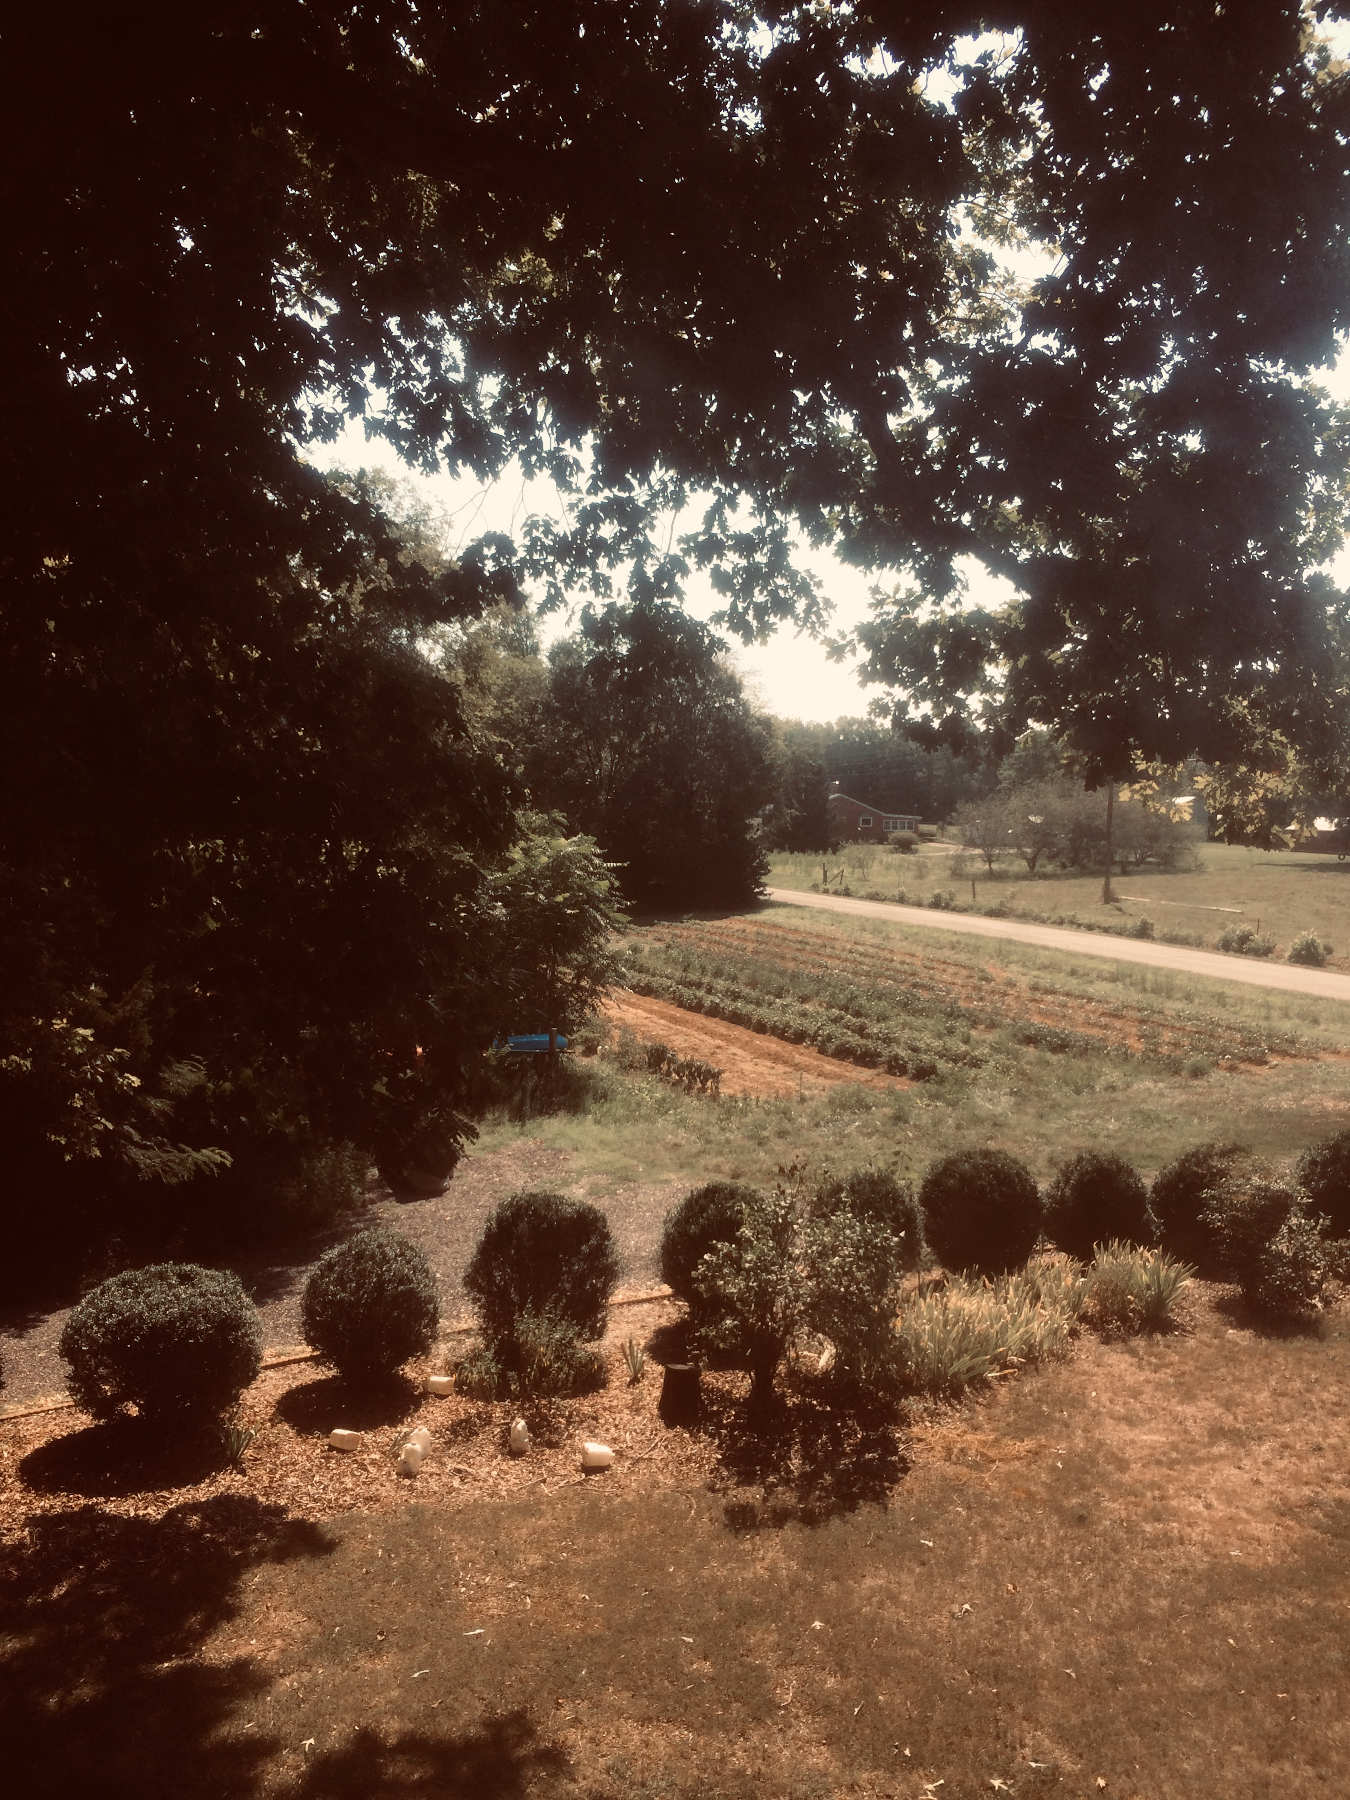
0 1300 737 1540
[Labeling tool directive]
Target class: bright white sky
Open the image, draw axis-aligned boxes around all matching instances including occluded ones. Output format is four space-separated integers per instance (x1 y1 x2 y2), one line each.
312 362 1350 727
309 416 989 722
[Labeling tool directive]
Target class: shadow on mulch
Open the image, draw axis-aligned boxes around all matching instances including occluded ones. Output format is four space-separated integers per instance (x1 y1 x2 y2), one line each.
284 1710 572 1800
702 1378 910 1531
0 1494 334 1799
19 1416 236 1499
274 1372 423 1437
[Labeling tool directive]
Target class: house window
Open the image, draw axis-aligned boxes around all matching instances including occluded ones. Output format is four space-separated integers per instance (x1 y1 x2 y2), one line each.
859 815 872 828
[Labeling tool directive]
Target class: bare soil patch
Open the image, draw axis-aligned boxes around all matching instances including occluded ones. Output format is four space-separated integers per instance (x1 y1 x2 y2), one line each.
602 989 912 1098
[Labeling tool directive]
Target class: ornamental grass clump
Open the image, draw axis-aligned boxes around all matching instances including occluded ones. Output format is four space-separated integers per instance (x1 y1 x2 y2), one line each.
1083 1242 1192 1336
893 1265 1079 1401
918 1148 1043 1275
60 1262 263 1427
1044 1151 1153 1262
301 1229 439 1384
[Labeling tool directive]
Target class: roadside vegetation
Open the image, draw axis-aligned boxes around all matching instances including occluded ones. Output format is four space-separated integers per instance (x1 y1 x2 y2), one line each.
767 840 1348 967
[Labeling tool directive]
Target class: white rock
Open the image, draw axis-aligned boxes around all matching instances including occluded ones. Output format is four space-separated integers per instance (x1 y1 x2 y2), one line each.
580 1440 614 1471
328 1429 363 1451
508 1417 531 1457
425 1374 454 1397
397 1442 424 1477
404 1426 432 1455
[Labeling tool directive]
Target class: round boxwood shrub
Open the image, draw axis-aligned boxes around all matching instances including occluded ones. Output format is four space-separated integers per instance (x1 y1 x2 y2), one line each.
1295 1128 1350 1239
1199 1176 1302 1285
1045 1152 1152 1262
1243 1211 1330 1318
660 1182 757 1304
301 1229 439 1382
1150 1141 1254 1264
59 1262 263 1425
918 1149 1043 1275
815 1168 924 1271
466 1190 619 1347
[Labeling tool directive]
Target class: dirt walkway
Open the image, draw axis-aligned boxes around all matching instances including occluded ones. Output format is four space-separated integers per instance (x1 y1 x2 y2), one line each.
766 886 1350 1004
602 991 911 1099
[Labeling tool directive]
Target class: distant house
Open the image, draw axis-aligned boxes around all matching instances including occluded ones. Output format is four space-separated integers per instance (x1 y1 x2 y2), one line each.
826 788 920 844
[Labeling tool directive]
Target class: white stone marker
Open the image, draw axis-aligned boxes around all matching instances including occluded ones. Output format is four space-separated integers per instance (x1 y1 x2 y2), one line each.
580 1440 614 1471
508 1417 531 1457
328 1429 363 1451
426 1374 454 1396
404 1426 432 1455
397 1442 424 1477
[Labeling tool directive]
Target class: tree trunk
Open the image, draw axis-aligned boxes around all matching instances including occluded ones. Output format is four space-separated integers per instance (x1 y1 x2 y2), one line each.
1101 781 1116 903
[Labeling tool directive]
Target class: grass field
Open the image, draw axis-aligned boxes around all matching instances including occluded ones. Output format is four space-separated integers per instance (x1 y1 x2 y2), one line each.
480 903 1350 1198
767 841 1350 967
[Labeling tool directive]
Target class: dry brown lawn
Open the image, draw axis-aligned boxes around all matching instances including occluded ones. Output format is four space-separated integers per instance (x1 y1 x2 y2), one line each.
2 1287 1347 1799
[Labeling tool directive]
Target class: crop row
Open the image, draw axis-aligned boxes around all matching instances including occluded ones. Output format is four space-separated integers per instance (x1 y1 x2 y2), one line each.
638 919 1294 1066
621 966 978 1081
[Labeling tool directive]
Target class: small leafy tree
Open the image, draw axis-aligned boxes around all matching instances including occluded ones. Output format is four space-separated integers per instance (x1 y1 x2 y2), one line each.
692 1177 904 1411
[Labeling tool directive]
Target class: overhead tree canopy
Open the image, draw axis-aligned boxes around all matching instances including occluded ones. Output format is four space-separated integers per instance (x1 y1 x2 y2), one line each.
6 1 1350 1257
12 4 1349 762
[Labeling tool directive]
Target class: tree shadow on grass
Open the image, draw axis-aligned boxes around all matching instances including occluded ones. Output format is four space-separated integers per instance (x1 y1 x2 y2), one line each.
1212 1289 1330 1340
282 1710 571 1799
703 1377 909 1530
275 1372 423 1436
0 1494 334 1799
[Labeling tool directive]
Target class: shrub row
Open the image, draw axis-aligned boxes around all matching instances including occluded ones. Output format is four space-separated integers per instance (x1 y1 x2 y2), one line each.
58 1125 1350 1429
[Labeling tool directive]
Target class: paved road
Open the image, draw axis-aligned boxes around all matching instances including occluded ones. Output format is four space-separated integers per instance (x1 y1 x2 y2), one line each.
764 886 1350 1006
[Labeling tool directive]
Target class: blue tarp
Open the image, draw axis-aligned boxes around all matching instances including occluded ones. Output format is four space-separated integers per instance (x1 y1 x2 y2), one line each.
503 1033 568 1053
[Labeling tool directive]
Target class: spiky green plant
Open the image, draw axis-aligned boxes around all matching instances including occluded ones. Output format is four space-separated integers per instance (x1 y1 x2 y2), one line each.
1086 1241 1193 1335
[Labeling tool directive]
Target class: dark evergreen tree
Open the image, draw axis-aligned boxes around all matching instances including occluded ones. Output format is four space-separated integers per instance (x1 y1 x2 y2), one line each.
527 603 775 910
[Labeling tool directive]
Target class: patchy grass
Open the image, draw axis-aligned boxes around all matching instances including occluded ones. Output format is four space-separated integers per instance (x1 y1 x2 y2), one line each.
474 905 1350 1203
5 1293 1346 1798
769 840 1350 965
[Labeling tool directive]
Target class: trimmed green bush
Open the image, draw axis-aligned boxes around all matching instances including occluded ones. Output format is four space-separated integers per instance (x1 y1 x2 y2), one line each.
918 1148 1044 1275
1287 931 1333 968
466 1190 618 1348
60 1262 263 1425
1295 1128 1350 1239
1199 1176 1301 1285
301 1229 439 1382
1150 1142 1251 1265
1216 923 1275 957
1243 1212 1329 1318
815 1168 923 1271
660 1182 757 1304
1044 1151 1152 1262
